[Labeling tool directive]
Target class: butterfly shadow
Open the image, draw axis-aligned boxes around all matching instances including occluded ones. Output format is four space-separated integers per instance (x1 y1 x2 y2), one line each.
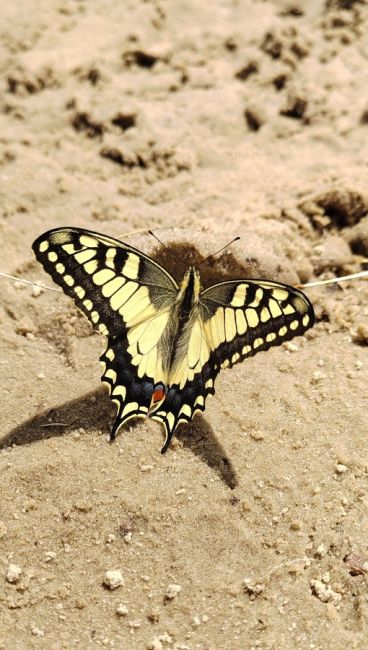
1 389 238 489
175 416 238 489
0 386 115 449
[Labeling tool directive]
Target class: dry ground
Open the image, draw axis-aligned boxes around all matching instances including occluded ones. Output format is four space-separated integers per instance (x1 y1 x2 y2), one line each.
1 1 368 648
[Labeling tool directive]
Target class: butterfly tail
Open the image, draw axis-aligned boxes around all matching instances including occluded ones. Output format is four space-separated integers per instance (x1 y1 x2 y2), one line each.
160 428 175 454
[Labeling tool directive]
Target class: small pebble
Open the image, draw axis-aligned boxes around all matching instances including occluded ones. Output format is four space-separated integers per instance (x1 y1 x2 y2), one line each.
116 603 129 617
75 599 87 609
335 463 348 474
165 583 181 600
290 520 302 531
284 342 298 353
6 563 22 584
147 640 163 650
103 570 124 590
310 579 341 604
45 551 57 562
74 500 92 512
311 370 326 384
31 625 44 638
250 430 265 441
140 464 153 472
147 608 160 623
32 285 44 297
315 543 327 558
128 620 141 629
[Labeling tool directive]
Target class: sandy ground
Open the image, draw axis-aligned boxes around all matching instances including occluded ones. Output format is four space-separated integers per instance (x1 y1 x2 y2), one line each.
1 1 368 648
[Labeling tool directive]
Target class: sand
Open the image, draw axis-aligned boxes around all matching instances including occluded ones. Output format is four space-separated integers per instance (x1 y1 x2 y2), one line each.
1 1 368 648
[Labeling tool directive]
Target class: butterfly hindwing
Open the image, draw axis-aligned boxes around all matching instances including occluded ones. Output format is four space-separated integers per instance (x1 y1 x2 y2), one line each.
151 339 216 453
200 279 315 368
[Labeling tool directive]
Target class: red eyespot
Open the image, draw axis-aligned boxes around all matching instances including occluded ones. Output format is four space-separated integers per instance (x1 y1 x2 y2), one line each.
152 385 165 403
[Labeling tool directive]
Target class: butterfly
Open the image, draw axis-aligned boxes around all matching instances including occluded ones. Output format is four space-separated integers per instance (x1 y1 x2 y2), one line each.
32 227 315 453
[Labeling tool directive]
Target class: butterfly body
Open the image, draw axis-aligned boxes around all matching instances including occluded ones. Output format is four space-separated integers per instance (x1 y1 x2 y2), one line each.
33 228 315 453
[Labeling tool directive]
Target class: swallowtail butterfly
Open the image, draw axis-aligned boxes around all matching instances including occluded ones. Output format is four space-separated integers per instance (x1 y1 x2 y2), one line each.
33 228 314 453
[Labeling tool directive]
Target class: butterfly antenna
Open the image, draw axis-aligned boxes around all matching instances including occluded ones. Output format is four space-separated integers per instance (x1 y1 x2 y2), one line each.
198 236 241 268
148 230 179 263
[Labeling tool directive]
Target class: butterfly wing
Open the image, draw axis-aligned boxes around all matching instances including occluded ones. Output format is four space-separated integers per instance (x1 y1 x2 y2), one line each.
200 279 314 368
32 227 178 432
151 278 314 452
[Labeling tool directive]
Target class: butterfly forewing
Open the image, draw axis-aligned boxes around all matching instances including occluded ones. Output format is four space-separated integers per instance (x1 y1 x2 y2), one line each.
200 279 315 368
32 227 178 338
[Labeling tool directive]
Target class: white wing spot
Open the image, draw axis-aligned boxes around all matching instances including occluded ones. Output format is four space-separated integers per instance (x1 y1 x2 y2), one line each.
122 402 139 418
246 308 259 328
282 304 295 316
180 404 192 418
272 288 288 302
249 288 263 308
225 308 236 342
270 301 282 318
74 249 95 265
84 260 98 275
231 284 247 307
195 395 205 407
104 368 117 383
112 385 126 400
74 286 85 299
48 251 58 262
93 269 116 286
80 235 98 248
260 307 271 323
105 348 115 361
39 241 49 253
102 277 125 298
123 253 140 280
290 320 299 330
62 243 76 254
64 275 75 286
235 309 247 335
98 323 109 336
